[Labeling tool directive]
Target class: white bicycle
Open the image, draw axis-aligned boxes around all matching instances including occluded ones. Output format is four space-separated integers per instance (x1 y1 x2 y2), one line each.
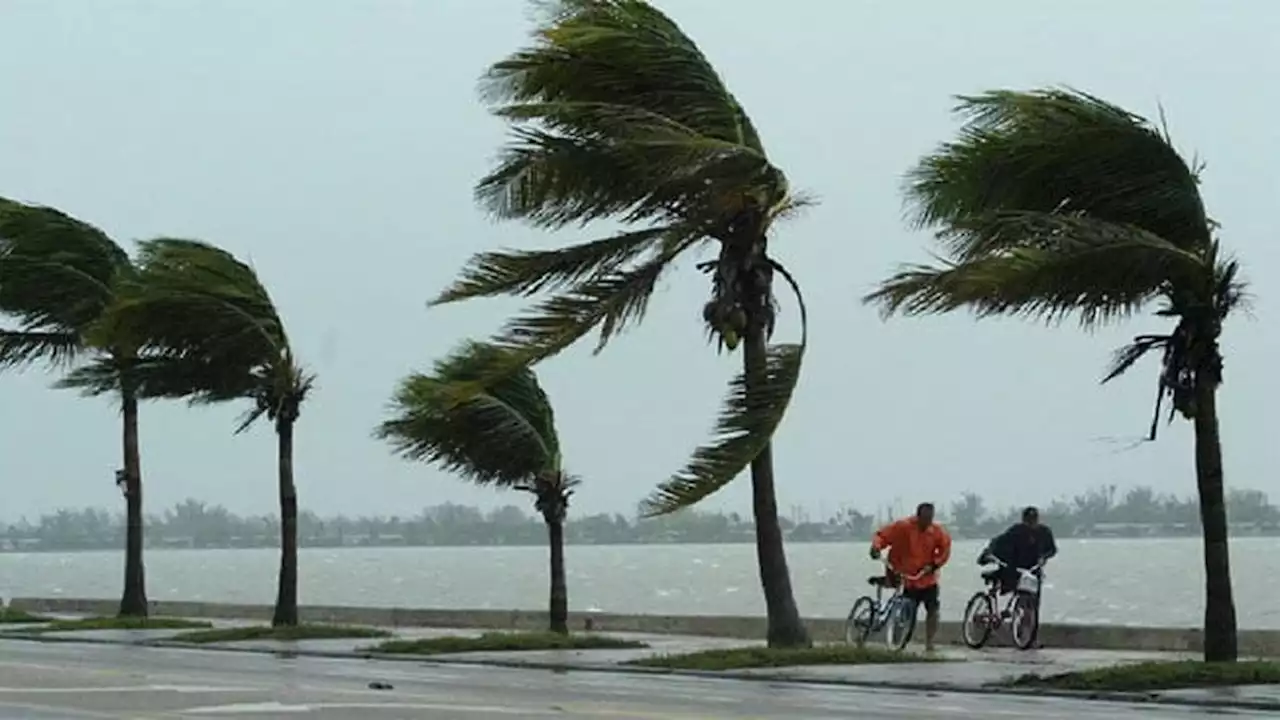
845 561 930 651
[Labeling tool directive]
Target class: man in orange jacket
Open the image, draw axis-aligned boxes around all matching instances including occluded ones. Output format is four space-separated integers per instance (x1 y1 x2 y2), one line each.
870 502 952 651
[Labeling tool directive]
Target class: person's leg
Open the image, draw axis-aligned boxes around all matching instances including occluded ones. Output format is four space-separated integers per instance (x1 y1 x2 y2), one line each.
998 568 1017 615
923 585 941 651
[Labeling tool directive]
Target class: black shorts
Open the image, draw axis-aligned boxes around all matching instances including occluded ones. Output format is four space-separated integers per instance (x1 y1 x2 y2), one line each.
902 584 940 612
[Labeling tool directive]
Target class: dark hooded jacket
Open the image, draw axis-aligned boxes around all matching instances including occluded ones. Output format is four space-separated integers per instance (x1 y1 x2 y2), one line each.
987 522 1057 569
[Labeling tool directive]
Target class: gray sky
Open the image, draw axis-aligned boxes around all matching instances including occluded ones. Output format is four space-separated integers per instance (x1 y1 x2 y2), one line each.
1 0 1275 521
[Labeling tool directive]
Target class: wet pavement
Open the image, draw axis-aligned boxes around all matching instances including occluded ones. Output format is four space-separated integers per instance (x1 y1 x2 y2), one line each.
1 618 1275 712
0 640 1271 718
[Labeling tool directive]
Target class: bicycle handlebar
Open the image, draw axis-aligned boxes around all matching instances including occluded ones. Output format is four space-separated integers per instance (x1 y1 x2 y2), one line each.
988 557 1045 575
882 558 931 581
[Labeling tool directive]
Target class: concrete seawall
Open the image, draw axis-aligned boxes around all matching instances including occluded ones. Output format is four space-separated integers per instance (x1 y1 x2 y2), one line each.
13 597 1279 656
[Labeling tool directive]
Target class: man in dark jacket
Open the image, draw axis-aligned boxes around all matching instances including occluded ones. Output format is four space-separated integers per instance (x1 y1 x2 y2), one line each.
979 506 1057 595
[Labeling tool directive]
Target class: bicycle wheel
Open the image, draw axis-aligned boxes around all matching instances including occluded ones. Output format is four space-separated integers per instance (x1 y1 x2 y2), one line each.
961 592 995 649
845 596 876 645
884 598 918 650
1011 592 1039 650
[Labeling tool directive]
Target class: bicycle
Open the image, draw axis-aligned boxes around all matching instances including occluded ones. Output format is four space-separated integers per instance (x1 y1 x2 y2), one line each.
961 557 1043 650
844 561 929 651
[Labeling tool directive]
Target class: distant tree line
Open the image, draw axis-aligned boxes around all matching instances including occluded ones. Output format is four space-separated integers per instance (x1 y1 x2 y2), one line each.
3 485 1276 552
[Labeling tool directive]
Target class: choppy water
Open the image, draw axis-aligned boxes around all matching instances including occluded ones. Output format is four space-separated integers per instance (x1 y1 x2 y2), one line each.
1 538 1276 628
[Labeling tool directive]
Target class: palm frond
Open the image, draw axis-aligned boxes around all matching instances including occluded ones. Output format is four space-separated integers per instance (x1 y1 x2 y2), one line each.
53 354 256 401
231 358 316 434
52 356 123 397
478 116 779 229
864 210 1209 328
485 0 762 149
0 330 81 370
476 0 788 230
93 238 310 434
1212 251 1248 318
641 260 808 516
1101 334 1169 384
374 341 561 488
770 192 817 224
98 238 287 366
234 401 272 435
431 225 686 305
906 88 1212 258
0 198 130 337
467 233 698 383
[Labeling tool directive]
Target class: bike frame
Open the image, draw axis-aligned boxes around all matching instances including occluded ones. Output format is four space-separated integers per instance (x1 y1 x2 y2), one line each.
976 559 1042 629
866 562 928 632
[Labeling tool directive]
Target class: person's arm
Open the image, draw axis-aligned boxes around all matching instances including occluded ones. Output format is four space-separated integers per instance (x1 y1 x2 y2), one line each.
987 524 1017 561
870 520 899 558
932 526 952 570
1040 526 1058 561
978 530 1001 562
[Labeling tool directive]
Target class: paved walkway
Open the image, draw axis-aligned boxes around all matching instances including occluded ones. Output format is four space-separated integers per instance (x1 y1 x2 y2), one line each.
7 640 1262 719
3 619 1277 710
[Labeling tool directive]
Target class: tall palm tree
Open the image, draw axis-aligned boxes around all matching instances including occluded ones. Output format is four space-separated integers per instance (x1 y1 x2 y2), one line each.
0 198 151 617
87 238 314 627
431 0 812 647
375 341 578 634
863 88 1246 662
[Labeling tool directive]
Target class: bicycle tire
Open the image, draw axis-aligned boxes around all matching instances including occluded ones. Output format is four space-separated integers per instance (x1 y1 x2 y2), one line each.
845 596 876 645
885 598 918 650
1011 592 1039 650
961 592 995 649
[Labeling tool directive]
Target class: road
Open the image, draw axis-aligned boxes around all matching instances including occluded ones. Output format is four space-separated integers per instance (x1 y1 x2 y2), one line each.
0 640 1265 718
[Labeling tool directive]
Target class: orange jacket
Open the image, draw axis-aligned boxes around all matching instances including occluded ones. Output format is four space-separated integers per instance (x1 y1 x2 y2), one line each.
871 518 952 589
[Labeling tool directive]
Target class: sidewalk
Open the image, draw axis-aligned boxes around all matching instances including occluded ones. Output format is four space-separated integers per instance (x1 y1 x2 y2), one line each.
3 618 1278 711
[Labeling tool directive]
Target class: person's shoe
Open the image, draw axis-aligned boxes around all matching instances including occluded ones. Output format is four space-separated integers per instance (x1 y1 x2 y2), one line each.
924 644 937 653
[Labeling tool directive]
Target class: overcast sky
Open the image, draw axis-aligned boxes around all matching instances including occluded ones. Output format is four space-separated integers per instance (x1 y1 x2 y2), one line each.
1 0 1275 522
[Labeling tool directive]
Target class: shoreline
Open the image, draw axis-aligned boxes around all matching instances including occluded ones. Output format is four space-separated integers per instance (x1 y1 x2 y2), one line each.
3 534 1272 554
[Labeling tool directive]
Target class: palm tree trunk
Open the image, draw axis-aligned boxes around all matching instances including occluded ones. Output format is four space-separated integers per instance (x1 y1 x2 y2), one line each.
742 325 810 648
1193 382 1237 662
118 382 148 618
546 516 569 635
271 418 299 627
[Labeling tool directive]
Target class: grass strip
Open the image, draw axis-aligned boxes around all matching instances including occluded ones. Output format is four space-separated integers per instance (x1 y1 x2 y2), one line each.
1004 660 1280 692
171 623 391 644
626 644 944 670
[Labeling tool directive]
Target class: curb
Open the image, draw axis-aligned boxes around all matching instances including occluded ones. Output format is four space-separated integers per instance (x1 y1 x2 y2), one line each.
2 631 1277 712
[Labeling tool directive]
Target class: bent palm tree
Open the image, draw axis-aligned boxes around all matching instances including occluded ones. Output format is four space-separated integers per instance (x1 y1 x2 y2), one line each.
0 198 151 617
864 88 1245 662
375 341 577 633
88 239 314 627
432 0 812 647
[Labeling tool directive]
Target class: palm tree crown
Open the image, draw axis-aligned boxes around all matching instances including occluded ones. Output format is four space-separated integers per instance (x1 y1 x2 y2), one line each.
431 0 810 515
86 238 314 425
376 341 573 501
864 88 1245 435
0 199 130 368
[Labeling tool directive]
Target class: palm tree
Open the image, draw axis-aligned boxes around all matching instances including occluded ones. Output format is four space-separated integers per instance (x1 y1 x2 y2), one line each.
375 341 578 633
430 0 812 647
863 88 1245 662
88 238 314 627
0 198 151 617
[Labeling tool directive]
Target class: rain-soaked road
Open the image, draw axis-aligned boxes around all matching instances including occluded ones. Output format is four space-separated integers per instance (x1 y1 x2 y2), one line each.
0 640 1266 718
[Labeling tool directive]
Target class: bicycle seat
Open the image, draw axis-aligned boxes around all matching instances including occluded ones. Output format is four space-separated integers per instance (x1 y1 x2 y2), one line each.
867 575 897 587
